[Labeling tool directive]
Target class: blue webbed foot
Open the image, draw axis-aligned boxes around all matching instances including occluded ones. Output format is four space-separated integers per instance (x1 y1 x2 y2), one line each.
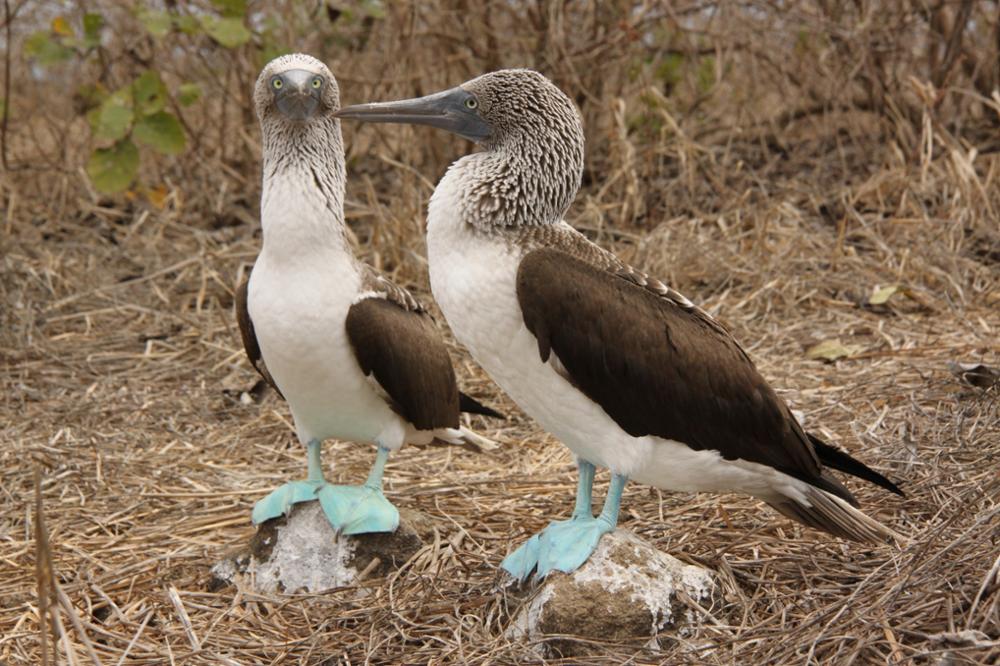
502 465 628 583
317 483 400 535
252 479 325 524
500 532 542 582
501 515 615 582
251 441 398 535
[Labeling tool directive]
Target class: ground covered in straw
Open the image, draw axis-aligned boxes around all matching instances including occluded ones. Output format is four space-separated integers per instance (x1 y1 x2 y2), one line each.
2 142 998 663
3 3 1000 663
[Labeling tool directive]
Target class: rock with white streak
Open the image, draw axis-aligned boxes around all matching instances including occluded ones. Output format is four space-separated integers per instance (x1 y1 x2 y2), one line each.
210 501 432 594
506 530 718 657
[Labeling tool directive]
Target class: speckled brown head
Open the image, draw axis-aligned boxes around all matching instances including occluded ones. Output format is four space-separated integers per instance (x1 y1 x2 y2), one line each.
253 53 346 235
254 53 340 124
254 53 344 197
337 69 584 228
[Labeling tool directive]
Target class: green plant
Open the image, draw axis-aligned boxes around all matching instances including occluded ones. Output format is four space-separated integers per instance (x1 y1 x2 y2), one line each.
85 70 188 193
23 2 256 194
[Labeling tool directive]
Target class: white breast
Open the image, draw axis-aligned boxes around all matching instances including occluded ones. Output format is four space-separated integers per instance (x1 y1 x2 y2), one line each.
428 173 648 474
426 170 807 499
249 176 401 447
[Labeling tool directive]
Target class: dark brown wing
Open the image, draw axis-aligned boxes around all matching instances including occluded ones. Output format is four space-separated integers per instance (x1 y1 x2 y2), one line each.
235 277 283 398
516 247 856 502
346 296 460 431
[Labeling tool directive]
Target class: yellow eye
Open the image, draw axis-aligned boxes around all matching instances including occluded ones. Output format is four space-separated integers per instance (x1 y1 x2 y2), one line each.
311 77 322 89
272 78 283 89
465 97 478 109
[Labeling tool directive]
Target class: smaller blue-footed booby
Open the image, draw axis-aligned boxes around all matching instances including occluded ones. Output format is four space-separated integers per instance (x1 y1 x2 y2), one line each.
336 69 904 579
238 54 500 535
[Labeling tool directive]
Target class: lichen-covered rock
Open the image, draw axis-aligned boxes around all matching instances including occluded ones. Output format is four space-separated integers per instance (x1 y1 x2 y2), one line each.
210 502 432 594
506 530 716 657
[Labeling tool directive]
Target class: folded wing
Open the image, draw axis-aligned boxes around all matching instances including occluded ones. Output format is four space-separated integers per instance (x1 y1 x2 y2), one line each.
516 245 859 502
235 277 283 398
346 275 460 431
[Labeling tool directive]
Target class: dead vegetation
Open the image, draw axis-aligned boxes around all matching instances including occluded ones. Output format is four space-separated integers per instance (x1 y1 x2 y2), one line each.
1 1 998 663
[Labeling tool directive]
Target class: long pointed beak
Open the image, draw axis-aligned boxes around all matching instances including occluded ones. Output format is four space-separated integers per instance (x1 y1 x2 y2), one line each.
336 87 491 143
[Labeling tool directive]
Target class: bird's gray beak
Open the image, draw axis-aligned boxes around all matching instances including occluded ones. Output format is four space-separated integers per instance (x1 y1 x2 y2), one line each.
274 70 321 121
336 87 491 143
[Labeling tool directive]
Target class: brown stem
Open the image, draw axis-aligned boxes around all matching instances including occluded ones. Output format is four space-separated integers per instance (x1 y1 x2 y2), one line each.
933 0 974 88
2 0 12 171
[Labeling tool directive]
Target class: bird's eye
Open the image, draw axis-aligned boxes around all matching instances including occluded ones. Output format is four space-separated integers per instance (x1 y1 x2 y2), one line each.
311 77 322 89
272 78 283 89
465 97 478 110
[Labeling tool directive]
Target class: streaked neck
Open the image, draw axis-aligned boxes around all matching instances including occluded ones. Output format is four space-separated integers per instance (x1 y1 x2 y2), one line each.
260 117 348 261
440 132 582 233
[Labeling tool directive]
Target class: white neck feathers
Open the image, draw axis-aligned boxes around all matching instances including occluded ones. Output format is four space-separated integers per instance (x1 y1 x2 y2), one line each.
259 118 349 263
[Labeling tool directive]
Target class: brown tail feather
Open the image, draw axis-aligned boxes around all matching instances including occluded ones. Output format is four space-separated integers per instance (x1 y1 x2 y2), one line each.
767 486 905 545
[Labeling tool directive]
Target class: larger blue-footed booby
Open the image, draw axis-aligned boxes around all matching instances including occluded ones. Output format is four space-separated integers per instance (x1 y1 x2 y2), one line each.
336 69 904 578
238 54 500 535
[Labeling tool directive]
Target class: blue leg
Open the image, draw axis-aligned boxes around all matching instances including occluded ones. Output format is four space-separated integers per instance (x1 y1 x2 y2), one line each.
252 442 399 535
573 459 596 518
503 462 628 582
252 439 328 524
316 445 399 535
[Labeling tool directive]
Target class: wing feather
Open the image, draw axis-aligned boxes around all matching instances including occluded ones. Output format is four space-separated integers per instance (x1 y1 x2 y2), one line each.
235 277 283 398
515 246 852 498
346 296 460 431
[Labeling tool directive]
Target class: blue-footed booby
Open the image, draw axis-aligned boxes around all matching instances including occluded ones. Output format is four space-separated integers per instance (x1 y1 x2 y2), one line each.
336 69 904 578
237 54 500 535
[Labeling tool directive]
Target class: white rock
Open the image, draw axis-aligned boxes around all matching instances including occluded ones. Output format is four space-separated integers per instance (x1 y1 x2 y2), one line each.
211 502 427 594
507 530 717 657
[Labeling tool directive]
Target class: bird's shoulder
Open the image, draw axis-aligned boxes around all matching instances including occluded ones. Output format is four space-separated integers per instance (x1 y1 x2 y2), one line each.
357 265 424 313
515 222 739 346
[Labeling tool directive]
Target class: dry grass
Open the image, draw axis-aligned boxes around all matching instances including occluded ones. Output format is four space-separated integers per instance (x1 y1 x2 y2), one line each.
3 1 1000 664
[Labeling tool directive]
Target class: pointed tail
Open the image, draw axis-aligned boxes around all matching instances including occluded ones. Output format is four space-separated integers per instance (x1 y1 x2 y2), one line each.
435 425 500 453
459 391 504 419
767 485 906 545
808 433 904 496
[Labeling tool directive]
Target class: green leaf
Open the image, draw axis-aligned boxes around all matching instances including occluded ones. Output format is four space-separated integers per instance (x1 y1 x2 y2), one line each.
174 14 201 35
133 111 186 155
87 139 139 193
132 70 168 115
89 91 133 142
24 31 73 65
212 0 247 18
258 44 289 68
75 83 106 113
869 284 900 306
137 7 171 39
655 53 684 87
696 56 716 93
806 339 863 363
202 16 251 48
83 13 103 47
177 83 202 107
361 0 385 19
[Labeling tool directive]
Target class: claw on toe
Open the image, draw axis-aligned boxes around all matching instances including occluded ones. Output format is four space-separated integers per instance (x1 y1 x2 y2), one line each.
501 516 614 582
500 533 542 583
252 479 324 525
317 484 399 535
252 479 399 535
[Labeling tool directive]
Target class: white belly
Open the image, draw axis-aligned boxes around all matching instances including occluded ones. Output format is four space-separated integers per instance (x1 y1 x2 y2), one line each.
427 210 801 499
247 252 401 446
